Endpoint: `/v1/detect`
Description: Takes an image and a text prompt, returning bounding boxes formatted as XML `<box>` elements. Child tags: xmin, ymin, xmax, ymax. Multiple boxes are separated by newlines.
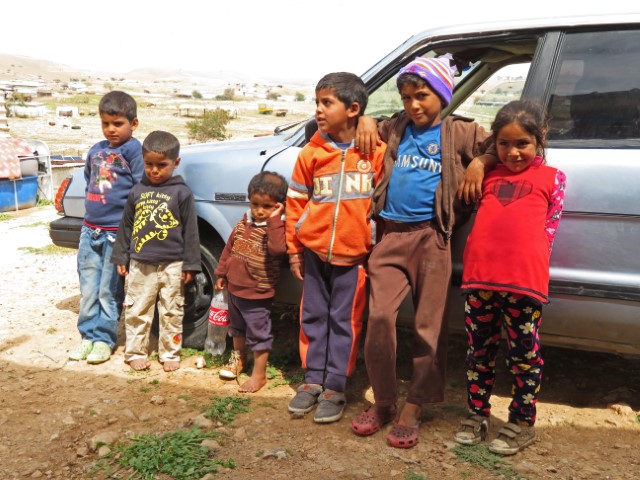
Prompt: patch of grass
<box><xmin>149</xmin><ymin>379</ymin><xmax>159</xmax><ymax>386</ymax></box>
<box><xmin>180</xmin><ymin>348</ymin><xmax>202</xmax><ymax>358</ymax></box>
<box><xmin>205</xmin><ymin>350</ymin><xmax>231</xmax><ymax>368</ymax></box>
<box><xmin>636</xmin><ymin>414</ymin><xmax>640</xmax><ymax>424</ymax></box>
<box><xmin>453</xmin><ymin>445</ymin><xmax>523</xmax><ymax>480</ymax></box>
<box><xmin>21</xmin><ymin>221</ymin><xmax>48</xmax><ymax>228</ymax></box>
<box><xmin>90</xmin><ymin>427</ymin><xmax>235</xmax><ymax>479</ymax></box>
<box><xmin>0</xmin><ymin>213</ymin><xmax>13</xmax><ymax>221</ymax></box>
<box><xmin>139</xmin><ymin>386</ymin><xmax>151</xmax><ymax>393</ymax></box>
<box><xmin>46</xmin><ymin>327</ymin><xmax>57</xmax><ymax>334</ymax></box>
<box><xmin>257</xmin><ymin>401</ymin><xmax>276</xmax><ymax>409</ymax></box>
<box><xmin>406</xmin><ymin>472</ymin><xmax>427</xmax><ymax>480</ymax></box>
<box><xmin>204</xmin><ymin>396</ymin><xmax>250</xmax><ymax>424</ymax></box>
<box><xmin>178</xmin><ymin>395</ymin><xmax>192</xmax><ymax>401</ymax></box>
<box><xmin>18</xmin><ymin>244</ymin><xmax>74</xmax><ymax>255</ymax></box>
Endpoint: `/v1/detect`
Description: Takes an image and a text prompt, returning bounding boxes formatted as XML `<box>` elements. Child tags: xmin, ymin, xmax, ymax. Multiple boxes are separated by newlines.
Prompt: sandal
<box><xmin>454</xmin><ymin>414</ymin><xmax>490</xmax><ymax>445</ymax></box>
<box><xmin>219</xmin><ymin>349</ymin><xmax>247</xmax><ymax>381</ymax></box>
<box><xmin>488</xmin><ymin>422</ymin><xmax>536</xmax><ymax>455</ymax></box>
<box><xmin>386</xmin><ymin>421</ymin><xmax>420</xmax><ymax>449</ymax></box>
<box><xmin>351</xmin><ymin>405</ymin><xmax>396</xmax><ymax>436</ymax></box>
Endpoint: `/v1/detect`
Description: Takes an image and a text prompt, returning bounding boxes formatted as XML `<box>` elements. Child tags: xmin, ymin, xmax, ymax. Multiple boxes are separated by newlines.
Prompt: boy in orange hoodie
<box><xmin>286</xmin><ymin>72</ymin><xmax>386</xmax><ymax>423</ymax></box>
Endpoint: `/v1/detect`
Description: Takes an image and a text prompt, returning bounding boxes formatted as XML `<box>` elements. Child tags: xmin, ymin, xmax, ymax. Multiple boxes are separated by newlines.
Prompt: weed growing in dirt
<box><xmin>180</xmin><ymin>348</ymin><xmax>201</xmax><ymax>358</ymax></box>
<box><xmin>18</xmin><ymin>244</ymin><xmax>74</xmax><ymax>255</ymax></box>
<box><xmin>453</xmin><ymin>445</ymin><xmax>523</xmax><ymax>479</ymax></box>
<box><xmin>406</xmin><ymin>472</ymin><xmax>427</xmax><ymax>480</ymax></box>
<box><xmin>0</xmin><ymin>213</ymin><xmax>12</xmax><ymax>221</ymax></box>
<box><xmin>89</xmin><ymin>427</ymin><xmax>235</xmax><ymax>479</ymax></box>
<box><xmin>46</xmin><ymin>327</ymin><xmax>57</xmax><ymax>334</ymax></box>
<box><xmin>204</xmin><ymin>396</ymin><xmax>250</xmax><ymax>424</ymax></box>
<box><xmin>21</xmin><ymin>221</ymin><xmax>48</xmax><ymax>227</ymax></box>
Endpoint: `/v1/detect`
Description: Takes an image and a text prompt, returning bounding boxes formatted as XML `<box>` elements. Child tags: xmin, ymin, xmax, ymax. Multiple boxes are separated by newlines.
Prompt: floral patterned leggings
<box><xmin>464</xmin><ymin>290</ymin><xmax>544</xmax><ymax>426</ymax></box>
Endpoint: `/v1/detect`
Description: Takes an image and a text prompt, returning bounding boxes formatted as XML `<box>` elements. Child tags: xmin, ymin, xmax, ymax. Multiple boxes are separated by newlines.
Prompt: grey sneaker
<box><xmin>313</xmin><ymin>391</ymin><xmax>346</xmax><ymax>424</ymax></box>
<box><xmin>69</xmin><ymin>340</ymin><xmax>93</xmax><ymax>361</ymax></box>
<box><xmin>454</xmin><ymin>414</ymin><xmax>490</xmax><ymax>445</ymax></box>
<box><xmin>488</xmin><ymin>422</ymin><xmax>536</xmax><ymax>455</ymax></box>
<box><xmin>86</xmin><ymin>341</ymin><xmax>112</xmax><ymax>364</ymax></box>
<box><xmin>288</xmin><ymin>384</ymin><xmax>323</xmax><ymax>414</ymax></box>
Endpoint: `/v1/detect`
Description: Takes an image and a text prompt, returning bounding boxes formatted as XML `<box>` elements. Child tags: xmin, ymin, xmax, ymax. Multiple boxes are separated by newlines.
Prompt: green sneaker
<box><xmin>86</xmin><ymin>341</ymin><xmax>112</xmax><ymax>364</ymax></box>
<box><xmin>69</xmin><ymin>340</ymin><xmax>93</xmax><ymax>361</ymax></box>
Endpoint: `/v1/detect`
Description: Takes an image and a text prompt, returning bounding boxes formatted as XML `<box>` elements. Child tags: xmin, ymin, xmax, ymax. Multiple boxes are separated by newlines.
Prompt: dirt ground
<box><xmin>1</xmin><ymin>206</ymin><xmax>640</xmax><ymax>480</ymax></box>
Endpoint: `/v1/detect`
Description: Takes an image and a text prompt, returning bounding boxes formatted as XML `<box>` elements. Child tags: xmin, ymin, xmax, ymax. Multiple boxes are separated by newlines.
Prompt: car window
<box><xmin>453</xmin><ymin>63</ymin><xmax>530</xmax><ymax>130</ymax></box>
<box><xmin>547</xmin><ymin>29</ymin><xmax>640</xmax><ymax>144</ymax></box>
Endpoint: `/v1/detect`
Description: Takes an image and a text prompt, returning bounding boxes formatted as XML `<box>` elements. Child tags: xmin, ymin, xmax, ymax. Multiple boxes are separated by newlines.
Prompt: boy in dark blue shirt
<box><xmin>68</xmin><ymin>91</ymin><xmax>143</xmax><ymax>364</ymax></box>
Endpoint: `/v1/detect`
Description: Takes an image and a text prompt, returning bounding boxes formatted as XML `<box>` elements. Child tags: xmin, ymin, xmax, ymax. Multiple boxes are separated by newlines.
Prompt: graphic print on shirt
<box><xmin>88</xmin><ymin>151</ymin><xmax>129</xmax><ymax>204</ymax></box>
<box><xmin>392</xmin><ymin>141</ymin><xmax>442</xmax><ymax>172</ymax></box>
<box><xmin>312</xmin><ymin>162</ymin><xmax>374</xmax><ymax>202</ymax></box>
<box><xmin>132</xmin><ymin>192</ymin><xmax>179</xmax><ymax>253</ymax></box>
<box><xmin>490</xmin><ymin>179</ymin><xmax>533</xmax><ymax>206</ymax></box>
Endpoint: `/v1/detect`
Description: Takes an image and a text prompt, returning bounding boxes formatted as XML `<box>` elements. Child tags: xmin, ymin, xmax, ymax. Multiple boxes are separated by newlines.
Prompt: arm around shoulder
<box><xmin>180</xmin><ymin>191</ymin><xmax>202</xmax><ymax>272</ymax></box>
<box><xmin>266</xmin><ymin>213</ymin><xmax>287</xmax><ymax>257</ymax></box>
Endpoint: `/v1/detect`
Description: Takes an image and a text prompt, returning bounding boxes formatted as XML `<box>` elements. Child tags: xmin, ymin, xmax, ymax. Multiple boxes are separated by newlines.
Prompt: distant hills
<box><xmin>0</xmin><ymin>53</ymin><xmax>314</xmax><ymax>86</ymax></box>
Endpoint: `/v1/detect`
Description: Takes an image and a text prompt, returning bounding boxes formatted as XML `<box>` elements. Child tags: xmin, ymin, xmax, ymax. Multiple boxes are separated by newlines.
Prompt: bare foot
<box><xmin>163</xmin><ymin>360</ymin><xmax>180</xmax><ymax>372</ymax></box>
<box><xmin>238</xmin><ymin>375</ymin><xmax>266</xmax><ymax>393</ymax></box>
<box><xmin>129</xmin><ymin>358</ymin><xmax>150</xmax><ymax>371</ymax></box>
<box><xmin>397</xmin><ymin>402</ymin><xmax>421</xmax><ymax>427</ymax></box>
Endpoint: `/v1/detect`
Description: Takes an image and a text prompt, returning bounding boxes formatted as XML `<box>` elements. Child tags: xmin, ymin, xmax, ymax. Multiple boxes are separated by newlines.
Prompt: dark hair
<box><xmin>248</xmin><ymin>171</ymin><xmax>288</xmax><ymax>203</ymax></box>
<box><xmin>396</xmin><ymin>73</ymin><xmax>429</xmax><ymax>91</ymax></box>
<box><xmin>315</xmin><ymin>72</ymin><xmax>368</xmax><ymax>116</ymax></box>
<box><xmin>99</xmin><ymin>91</ymin><xmax>137</xmax><ymax>121</ymax></box>
<box><xmin>142</xmin><ymin>131</ymin><xmax>180</xmax><ymax>160</ymax></box>
<box><xmin>491</xmin><ymin>100</ymin><xmax>548</xmax><ymax>159</ymax></box>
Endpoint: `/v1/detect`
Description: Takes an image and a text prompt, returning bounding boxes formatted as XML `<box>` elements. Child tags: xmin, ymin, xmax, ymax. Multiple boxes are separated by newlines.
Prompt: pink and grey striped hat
<box><xmin>398</xmin><ymin>55</ymin><xmax>457</xmax><ymax>106</ymax></box>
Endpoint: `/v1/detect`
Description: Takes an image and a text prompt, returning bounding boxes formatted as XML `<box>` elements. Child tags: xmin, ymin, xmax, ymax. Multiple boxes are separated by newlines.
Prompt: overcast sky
<box><xmin>3</xmin><ymin>1</ymin><xmax>637</xmax><ymax>82</ymax></box>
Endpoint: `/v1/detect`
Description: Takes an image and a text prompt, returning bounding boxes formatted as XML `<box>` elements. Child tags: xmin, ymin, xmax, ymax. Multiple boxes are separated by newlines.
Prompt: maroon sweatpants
<box><xmin>364</xmin><ymin>219</ymin><xmax>451</xmax><ymax>407</ymax></box>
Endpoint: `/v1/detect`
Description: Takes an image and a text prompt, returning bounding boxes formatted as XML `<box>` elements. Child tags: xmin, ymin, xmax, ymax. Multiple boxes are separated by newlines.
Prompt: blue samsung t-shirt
<box><xmin>381</xmin><ymin>123</ymin><xmax>442</xmax><ymax>222</ymax></box>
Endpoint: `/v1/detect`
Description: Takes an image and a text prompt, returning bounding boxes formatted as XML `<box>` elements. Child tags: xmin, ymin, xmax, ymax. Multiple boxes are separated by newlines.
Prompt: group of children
<box><xmin>68</xmin><ymin>54</ymin><xmax>565</xmax><ymax>454</ymax></box>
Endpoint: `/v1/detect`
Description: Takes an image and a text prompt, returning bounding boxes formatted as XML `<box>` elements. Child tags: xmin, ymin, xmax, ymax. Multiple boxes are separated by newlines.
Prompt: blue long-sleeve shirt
<box><xmin>83</xmin><ymin>137</ymin><xmax>144</xmax><ymax>229</ymax></box>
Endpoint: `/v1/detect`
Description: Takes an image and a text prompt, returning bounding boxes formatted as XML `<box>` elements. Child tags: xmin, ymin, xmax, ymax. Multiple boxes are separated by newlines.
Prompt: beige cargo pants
<box><xmin>124</xmin><ymin>259</ymin><xmax>184</xmax><ymax>363</ymax></box>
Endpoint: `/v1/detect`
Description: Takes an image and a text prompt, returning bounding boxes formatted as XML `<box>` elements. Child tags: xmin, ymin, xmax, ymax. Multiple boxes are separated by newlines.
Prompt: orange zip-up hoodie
<box><xmin>286</xmin><ymin>131</ymin><xmax>386</xmax><ymax>266</ymax></box>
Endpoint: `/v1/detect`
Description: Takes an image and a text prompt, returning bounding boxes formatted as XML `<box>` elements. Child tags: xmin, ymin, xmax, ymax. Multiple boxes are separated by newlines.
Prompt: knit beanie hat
<box><xmin>398</xmin><ymin>55</ymin><xmax>457</xmax><ymax>107</ymax></box>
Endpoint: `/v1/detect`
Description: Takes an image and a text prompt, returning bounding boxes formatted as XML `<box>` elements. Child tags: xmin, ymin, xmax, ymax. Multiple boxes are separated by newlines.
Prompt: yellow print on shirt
<box><xmin>132</xmin><ymin>194</ymin><xmax>179</xmax><ymax>253</ymax></box>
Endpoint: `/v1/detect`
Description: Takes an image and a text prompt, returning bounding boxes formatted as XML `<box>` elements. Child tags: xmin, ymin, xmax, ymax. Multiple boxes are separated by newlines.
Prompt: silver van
<box><xmin>51</xmin><ymin>13</ymin><xmax>640</xmax><ymax>355</ymax></box>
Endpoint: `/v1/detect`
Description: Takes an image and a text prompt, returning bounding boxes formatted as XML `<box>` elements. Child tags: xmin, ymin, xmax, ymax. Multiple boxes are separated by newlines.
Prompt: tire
<box><xmin>181</xmin><ymin>237</ymin><xmax>223</xmax><ymax>349</ymax></box>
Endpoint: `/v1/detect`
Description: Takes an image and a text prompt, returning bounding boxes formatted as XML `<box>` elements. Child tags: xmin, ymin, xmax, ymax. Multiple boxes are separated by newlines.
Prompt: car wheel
<box><xmin>181</xmin><ymin>238</ymin><xmax>223</xmax><ymax>349</ymax></box>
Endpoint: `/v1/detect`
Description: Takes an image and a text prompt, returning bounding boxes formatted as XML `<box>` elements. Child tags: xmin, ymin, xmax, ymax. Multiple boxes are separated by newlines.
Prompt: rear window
<box><xmin>547</xmin><ymin>29</ymin><xmax>640</xmax><ymax>145</ymax></box>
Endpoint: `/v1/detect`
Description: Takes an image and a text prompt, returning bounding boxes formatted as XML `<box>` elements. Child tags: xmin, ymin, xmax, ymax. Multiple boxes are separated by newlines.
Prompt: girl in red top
<box><xmin>455</xmin><ymin>100</ymin><xmax>566</xmax><ymax>455</ymax></box>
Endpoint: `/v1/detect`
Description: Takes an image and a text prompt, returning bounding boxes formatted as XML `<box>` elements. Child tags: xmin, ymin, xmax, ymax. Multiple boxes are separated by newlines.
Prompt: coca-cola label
<box><xmin>208</xmin><ymin>307</ymin><xmax>229</xmax><ymax>326</ymax></box>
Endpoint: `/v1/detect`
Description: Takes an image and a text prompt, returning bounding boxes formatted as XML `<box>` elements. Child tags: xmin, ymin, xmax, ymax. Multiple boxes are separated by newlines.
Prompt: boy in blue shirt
<box><xmin>68</xmin><ymin>91</ymin><xmax>144</xmax><ymax>364</ymax></box>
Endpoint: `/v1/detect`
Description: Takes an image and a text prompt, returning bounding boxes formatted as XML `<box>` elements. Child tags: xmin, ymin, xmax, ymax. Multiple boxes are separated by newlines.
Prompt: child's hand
<box><xmin>270</xmin><ymin>202</ymin><xmax>284</xmax><ymax>218</ymax></box>
<box><xmin>355</xmin><ymin>115</ymin><xmax>379</xmax><ymax>155</ymax></box>
<box><xmin>117</xmin><ymin>264</ymin><xmax>128</xmax><ymax>277</ymax></box>
<box><xmin>458</xmin><ymin>155</ymin><xmax>494</xmax><ymax>204</ymax></box>
<box><xmin>290</xmin><ymin>261</ymin><xmax>304</xmax><ymax>281</ymax></box>
<box><xmin>182</xmin><ymin>271</ymin><xmax>196</xmax><ymax>284</ymax></box>
<box><xmin>215</xmin><ymin>277</ymin><xmax>227</xmax><ymax>290</ymax></box>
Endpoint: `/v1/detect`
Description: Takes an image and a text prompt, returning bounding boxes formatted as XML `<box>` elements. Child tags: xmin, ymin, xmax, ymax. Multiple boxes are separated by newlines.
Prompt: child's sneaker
<box><xmin>314</xmin><ymin>391</ymin><xmax>346</xmax><ymax>423</ymax></box>
<box><xmin>69</xmin><ymin>340</ymin><xmax>93</xmax><ymax>361</ymax></box>
<box><xmin>219</xmin><ymin>349</ymin><xmax>247</xmax><ymax>380</ymax></box>
<box><xmin>488</xmin><ymin>422</ymin><xmax>536</xmax><ymax>455</ymax></box>
<box><xmin>288</xmin><ymin>384</ymin><xmax>323</xmax><ymax>414</ymax></box>
<box><xmin>454</xmin><ymin>414</ymin><xmax>490</xmax><ymax>445</ymax></box>
<box><xmin>86</xmin><ymin>341</ymin><xmax>112</xmax><ymax>364</ymax></box>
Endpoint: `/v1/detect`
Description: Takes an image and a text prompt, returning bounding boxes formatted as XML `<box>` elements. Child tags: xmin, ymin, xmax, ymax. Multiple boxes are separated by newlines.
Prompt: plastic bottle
<box><xmin>205</xmin><ymin>289</ymin><xmax>229</xmax><ymax>356</ymax></box>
